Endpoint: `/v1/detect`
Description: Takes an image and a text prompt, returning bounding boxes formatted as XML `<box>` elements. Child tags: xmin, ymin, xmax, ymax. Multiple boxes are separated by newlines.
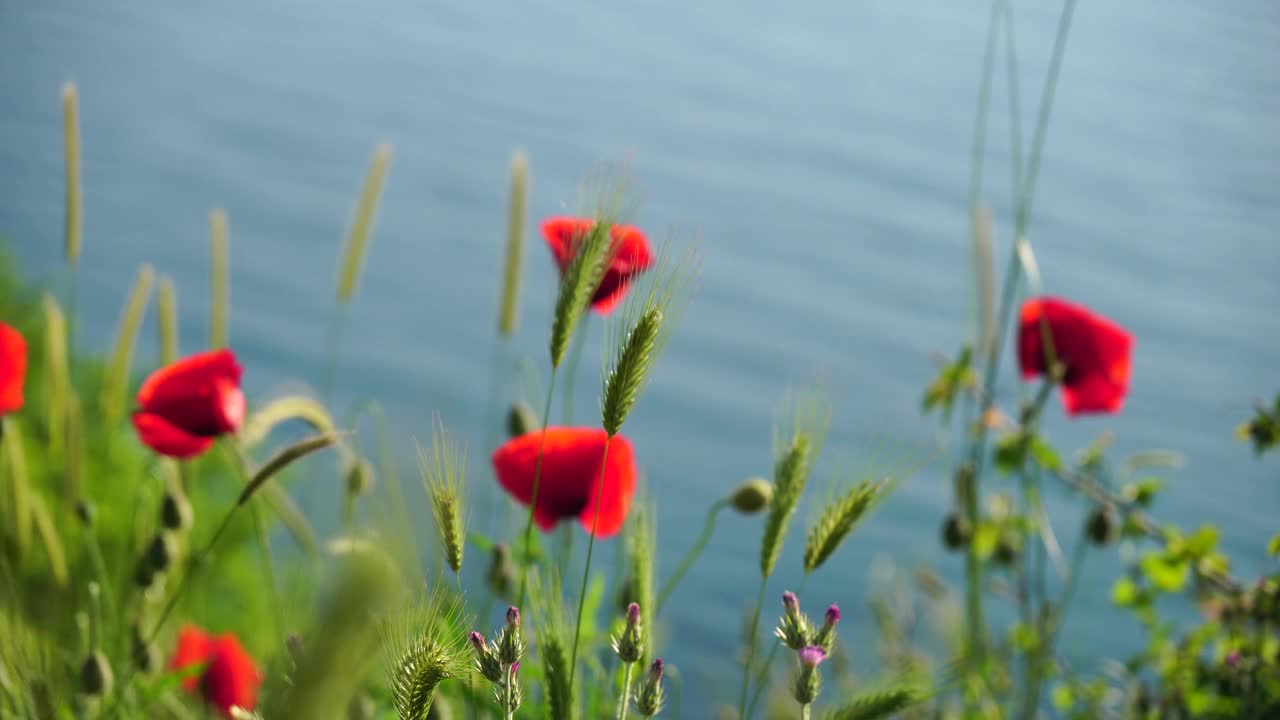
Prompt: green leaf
<box><xmin>467</xmin><ymin>532</ymin><xmax>494</xmax><ymax>553</ymax></box>
<box><xmin>1112</xmin><ymin>577</ymin><xmax>1140</xmax><ymax>607</ymax></box>
<box><xmin>993</xmin><ymin>433</ymin><xmax>1027</xmax><ymax>474</ymax></box>
<box><xmin>1140</xmin><ymin>553</ymin><xmax>1190</xmax><ymax>593</ymax></box>
<box><xmin>1010</xmin><ymin>622</ymin><xmax>1040</xmax><ymax>652</ymax></box>
<box><xmin>1051</xmin><ymin>684</ymin><xmax>1075</xmax><ymax>711</ymax></box>
<box><xmin>1184</xmin><ymin>525</ymin><xmax>1218</xmax><ymax>558</ymax></box>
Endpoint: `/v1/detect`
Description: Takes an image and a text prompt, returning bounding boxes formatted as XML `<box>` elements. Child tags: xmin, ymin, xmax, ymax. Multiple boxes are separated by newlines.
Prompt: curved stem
<box><xmin>655</xmin><ymin>500</ymin><xmax>728</xmax><ymax>611</ymax></box>
<box><xmin>146</xmin><ymin>505</ymin><xmax>238</xmax><ymax>644</ymax></box>
<box><xmin>618</xmin><ymin>661</ymin><xmax>635</xmax><ymax>720</ymax></box>
<box><xmin>568</xmin><ymin>435</ymin><xmax>612</xmax><ymax>698</ymax></box>
<box><xmin>736</xmin><ymin>578</ymin><xmax>769</xmax><ymax>719</ymax></box>
<box><xmin>516</xmin><ymin>369</ymin><xmax>559</xmax><ymax>607</ymax></box>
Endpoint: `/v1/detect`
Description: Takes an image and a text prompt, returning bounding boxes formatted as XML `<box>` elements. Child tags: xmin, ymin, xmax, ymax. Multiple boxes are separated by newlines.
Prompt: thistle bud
<box><xmin>1085</xmin><ymin>505</ymin><xmax>1118</xmax><ymax>547</ymax></box>
<box><xmin>794</xmin><ymin>645</ymin><xmax>826</xmax><ymax>705</ymax></box>
<box><xmin>774</xmin><ymin>590</ymin><xmax>811</xmax><ymax>650</ymax></box>
<box><xmin>814</xmin><ymin>603</ymin><xmax>840</xmax><ymax>652</ymax></box>
<box><xmin>345</xmin><ymin>458</ymin><xmax>374</xmax><ymax>497</ymax></box>
<box><xmin>782</xmin><ymin>591</ymin><xmax>800</xmax><ymax>619</ymax></box>
<box><xmin>612</xmin><ymin>601</ymin><xmax>645</xmax><ymax>664</ymax></box>
<box><xmin>941</xmin><ymin>513</ymin><xmax>970</xmax><ymax>551</ymax></box>
<box><xmin>78</xmin><ymin>651</ymin><xmax>113</xmax><ymax>697</ymax></box>
<box><xmin>487</xmin><ymin>544</ymin><xmax>516</xmax><ymax>602</ymax></box>
<box><xmin>498</xmin><ymin>606</ymin><xmax>524</xmax><ymax>665</ymax></box>
<box><xmin>161</xmin><ymin>488</ymin><xmax>194</xmax><ymax>531</ymax></box>
<box><xmin>146</xmin><ymin>532</ymin><xmax>177</xmax><ymax>572</ymax></box>
<box><xmin>468</xmin><ymin>631</ymin><xmax>503</xmax><ymax>683</ymax></box>
<box><xmin>74</xmin><ymin>498</ymin><xmax>95</xmax><ymax>528</ymax></box>
<box><xmin>635</xmin><ymin>658</ymin><xmax>667</xmax><ymax>717</ymax></box>
<box><xmin>729</xmin><ymin>477</ymin><xmax>772</xmax><ymax>514</ymax></box>
<box><xmin>506</xmin><ymin>402</ymin><xmax>539</xmax><ymax>439</ymax></box>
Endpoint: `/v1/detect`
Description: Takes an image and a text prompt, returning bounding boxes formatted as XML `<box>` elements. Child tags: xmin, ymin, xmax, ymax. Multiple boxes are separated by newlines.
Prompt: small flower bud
<box><xmin>1085</xmin><ymin>505</ymin><xmax>1118</xmax><ymax>546</ymax></box>
<box><xmin>815</xmin><ymin>603</ymin><xmax>840</xmax><ymax>652</ymax></box>
<box><xmin>794</xmin><ymin>646</ymin><xmax>826</xmax><ymax>705</ymax></box>
<box><xmin>497</xmin><ymin>606</ymin><xmax>524</xmax><ymax>665</ymax></box>
<box><xmin>505</xmin><ymin>606</ymin><xmax>521</xmax><ymax>628</ymax></box>
<box><xmin>345</xmin><ymin>458</ymin><xmax>375</xmax><ymax>497</ymax></box>
<box><xmin>941</xmin><ymin>513</ymin><xmax>970</xmax><ymax>551</ymax></box>
<box><xmin>468</xmin><ymin>631</ymin><xmax>487</xmax><ymax>655</ymax></box>
<box><xmin>635</xmin><ymin>658</ymin><xmax>667</xmax><ymax>717</ymax></box>
<box><xmin>728</xmin><ymin>477</ymin><xmax>773</xmax><ymax>514</ymax></box>
<box><xmin>506</xmin><ymin>402</ymin><xmax>539</xmax><ymax>439</ymax></box>
<box><xmin>79</xmin><ymin>651</ymin><xmax>113</xmax><ymax>697</ymax></box>
<box><xmin>130</xmin><ymin>622</ymin><xmax>160</xmax><ymax>674</ymax></box>
<box><xmin>798</xmin><ymin>645</ymin><xmax>827</xmax><ymax>668</ymax></box>
<box><xmin>774</xmin><ymin>591</ymin><xmax>812</xmax><ymax>650</ymax></box>
<box><xmin>468</xmin><ymin>631</ymin><xmax>504</xmax><ymax>683</ymax></box>
<box><xmin>146</xmin><ymin>532</ymin><xmax>177</xmax><ymax>573</ymax></box>
<box><xmin>782</xmin><ymin>591</ymin><xmax>800</xmax><ymax>619</ymax></box>
<box><xmin>74</xmin><ymin>498</ymin><xmax>95</xmax><ymax>528</ymax></box>
<box><xmin>612</xmin><ymin>601</ymin><xmax>645</xmax><ymax>664</ymax></box>
<box><xmin>627</xmin><ymin>602</ymin><xmax>641</xmax><ymax>626</ymax></box>
<box><xmin>161</xmin><ymin>488</ymin><xmax>194</xmax><ymax>531</ymax></box>
<box><xmin>994</xmin><ymin>532</ymin><xmax>1020</xmax><ymax>567</ymax></box>
<box><xmin>134</xmin><ymin>558</ymin><xmax>156</xmax><ymax>589</ymax></box>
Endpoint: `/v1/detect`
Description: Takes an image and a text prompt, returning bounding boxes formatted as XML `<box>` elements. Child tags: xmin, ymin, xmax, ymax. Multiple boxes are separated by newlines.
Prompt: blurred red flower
<box><xmin>1018</xmin><ymin>296</ymin><xmax>1133</xmax><ymax>416</ymax></box>
<box><xmin>170</xmin><ymin>624</ymin><xmax>261</xmax><ymax>717</ymax></box>
<box><xmin>0</xmin><ymin>322</ymin><xmax>26</xmax><ymax>415</ymax></box>
<box><xmin>492</xmin><ymin>427</ymin><xmax>637</xmax><ymax>537</ymax></box>
<box><xmin>132</xmin><ymin>349</ymin><xmax>244</xmax><ymax>458</ymax></box>
<box><xmin>542</xmin><ymin>217</ymin><xmax>654</xmax><ymax>314</ymax></box>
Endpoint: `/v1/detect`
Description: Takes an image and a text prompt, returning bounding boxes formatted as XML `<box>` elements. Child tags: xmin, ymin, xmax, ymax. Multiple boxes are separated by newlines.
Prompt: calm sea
<box><xmin>2</xmin><ymin>0</ymin><xmax>1277</xmax><ymax>715</ymax></box>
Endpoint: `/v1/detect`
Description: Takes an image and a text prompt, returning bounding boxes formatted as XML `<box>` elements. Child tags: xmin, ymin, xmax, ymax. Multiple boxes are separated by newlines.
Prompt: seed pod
<box><xmin>134</xmin><ymin>557</ymin><xmax>156</xmax><ymax>589</ymax></box>
<box><xmin>506</xmin><ymin>401</ymin><xmax>539</xmax><ymax>439</ymax></box>
<box><xmin>146</xmin><ymin>532</ymin><xmax>177</xmax><ymax>573</ymax></box>
<box><xmin>345</xmin><ymin>458</ymin><xmax>375</xmax><ymax>497</ymax></box>
<box><xmin>941</xmin><ymin>513</ymin><xmax>970</xmax><ymax>552</ymax></box>
<box><xmin>74</xmin><ymin>499</ymin><xmax>95</xmax><ymax>528</ymax></box>
<box><xmin>78</xmin><ymin>651</ymin><xmax>113</xmax><ymax>697</ymax></box>
<box><xmin>130</xmin><ymin>623</ymin><xmax>160</xmax><ymax>674</ymax></box>
<box><xmin>1085</xmin><ymin>505</ymin><xmax>1118</xmax><ymax>546</ymax></box>
<box><xmin>729</xmin><ymin>477</ymin><xmax>772</xmax><ymax>514</ymax></box>
<box><xmin>161</xmin><ymin>488</ymin><xmax>194</xmax><ymax>531</ymax></box>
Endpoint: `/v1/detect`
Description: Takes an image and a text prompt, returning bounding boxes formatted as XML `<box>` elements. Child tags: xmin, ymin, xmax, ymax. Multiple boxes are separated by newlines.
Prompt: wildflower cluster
<box><xmin>773</xmin><ymin>591</ymin><xmax>839</xmax><ymax>714</ymax></box>
<box><xmin>469</xmin><ymin>607</ymin><xmax>525</xmax><ymax>718</ymax></box>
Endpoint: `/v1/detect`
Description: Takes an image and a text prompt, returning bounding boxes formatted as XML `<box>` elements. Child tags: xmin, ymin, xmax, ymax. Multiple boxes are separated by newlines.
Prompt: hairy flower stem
<box><xmin>517</xmin><ymin>369</ymin><xmax>559</xmax><ymax>607</ymax></box>
<box><xmin>737</xmin><ymin>577</ymin><xmax>769</xmax><ymax>719</ymax></box>
<box><xmin>745</xmin><ymin>575</ymin><xmax>809</xmax><ymax>719</ymax></box>
<box><xmin>656</xmin><ymin>499</ymin><xmax>728</xmax><ymax>611</ymax></box>
<box><xmin>618</xmin><ymin>661</ymin><xmax>635</xmax><ymax>720</ymax></box>
<box><xmin>569</xmin><ymin>435</ymin><xmax>612</xmax><ymax>698</ymax></box>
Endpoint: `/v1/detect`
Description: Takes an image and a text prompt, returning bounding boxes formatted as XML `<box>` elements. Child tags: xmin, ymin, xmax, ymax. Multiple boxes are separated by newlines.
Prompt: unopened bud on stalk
<box><xmin>794</xmin><ymin>645</ymin><xmax>826</xmax><ymax>705</ymax></box>
<box><xmin>775</xmin><ymin>590</ymin><xmax>812</xmax><ymax>650</ymax></box>
<box><xmin>161</xmin><ymin>487</ymin><xmax>194</xmax><ymax>531</ymax></box>
<box><xmin>729</xmin><ymin>477</ymin><xmax>772</xmax><ymax>514</ymax></box>
<box><xmin>994</xmin><ymin>532</ymin><xmax>1020</xmax><ymax>567</ymax></box>
<box><xmin>498</xmin><ymin>606</ymin><xmax>524</xmax><ymax>665</ymax></box>
<box><xmin>469</xmin><ymin>631</ymin><xmax>503</xmax><ymax>683</ymax></box>
<box><xmin>1086</xmin><ymin>505</ymin><xmax>1118</xmax><ymax>546</ymax></box>
<box><xmin>345</xmin><ymin>458</ymin><xmax>375</xmax><ymax>497</ymax></box>
<box><xmin>635</xmin><ymin>658</ymin><xmax>667</xmax><ymax>717</ymax></box>
<box><xmin>941</xmin><ymin>513</ymin><xmax>970</xmax><ymax>551</ymax></box>
<box><xmin>815</xmin><ymin>603</ymin><xmax>840</xmax><ymax>652</ymax></box>
<box><xmin>130</xmin><ymin>622</ymin><xmax>160</xmax><ymax>674</ymax></box>
<box><xmin>506</xmin><ymin>402</ymin><xmax>540</xmax><ymax>439</ymax></box>
<box><xmin>78</xmin><ymin>651</ymin><xmax>113</xmax><ymax>697</ymax></box>
<box><xmin>612</xmin><ymin>601</ymin><xmax>645</xmax><ymax>664</ymax></box>
<box><xmin>146</xmin><ymin>532</ymin><xmax>177</xmax><ymax>572</ymax></box>
<box><xmin>74</xmin><ymin>498</ymin><xmax>95</xmax><ymax>528</ymax></box>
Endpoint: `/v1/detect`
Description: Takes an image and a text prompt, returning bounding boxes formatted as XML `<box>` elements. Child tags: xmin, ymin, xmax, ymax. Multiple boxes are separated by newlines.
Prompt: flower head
<box><xmin>169</xmin><ymin>624</ymin><xmax>260</xmax><ymax>718</ymax></box>
<box><xmin>782</xmin><ymin>590</ymin><xmax>800</xmax><ymax>617</ymax></box>
<box><xmin>0</xmin><ymin>322</ymin><xmax>27</xmax><ymax>415</ymax></box>
<box><xmin>542</xmin><ymin>217</ymin><xmax>654</xmax><ymax>315</ymax></box>
<box><xmin>824</xmin><ymin>604</ymin><xmax>840</xmax><ymax>626</ymax></box>
<box><xmin>132</xmin><ymin>350</ymin><xmax>244</xmax><ymax>458</ymax></box>
<box><xmin>1018</xmin><ymin>297</ymin><xmax>1133</xmax><ymax>416</ymax></box>
<box><xmin>799</xmin><ymin>645</ymin><xmax>827</xmax><ymax>668</ymax></box>
<box><xmin>506</xmin><ymin>606</ymin><xmax>521</xmax><ymax>628</ymax></box>
<box><xmin>491</xmin><ymin>427</ymin><xmax>638</xmax><ymax>537</ymax></box>
<box><xmin>627</xmin><ymin>602</ymin><xmax>641</xmax><ymax>626</ymax></box>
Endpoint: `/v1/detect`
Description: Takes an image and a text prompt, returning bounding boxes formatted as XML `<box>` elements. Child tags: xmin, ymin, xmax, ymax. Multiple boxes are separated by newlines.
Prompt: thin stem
<box><xmin>568</xmin><ymin>435</ymin><xmax>612</xmax><ymax>697</ymax></box>
<box><xmin>655</xmin><ymin>500</ymin><xmax>728</xmax><ymax>611</ymax></box>
<box><xmin>516</xmin><ymin>368</ymin><xmax>558</xmax><ymax>607</ymax></box>
<box><xmin>83</xmin><ymin>526</ymin><xmax>117</xmax><ymax>626</ymax></box>
<box><xmin>1017</xmin><ymin>0</ymin><xmax>1080</xmax><ymax>233</ymax></box>
<box><xmin>249</xmin><ymin>498</ymin><xmax>283</xmax><ymax>640</ymax></box>
<box><xmin>505</xmin><ymin>664</ymin><xmax>516</xmax><ymax>720</ymax></box>
<box><xmin>737</xmin><ymin>578</ymin><xmax>769</xmax><ymax>719</ymax></box>
<box><xmin>561</xmin><ymin>314</ymin><xmax>589</xmax><ymax>424</ymax></box>
<box><xmin>147</xmin><ymin>505</ymin><xmax>238</xmax><ymax>644</ymax></box>
<box><xmin>801</xmin><ymin>703</ymin><xmax>811</xmax><ymax>720</ymax></box>
<box><xmin>618</xmin><ymin>662</ymin><xmax>635</xmax><ymax>720</ymax></box>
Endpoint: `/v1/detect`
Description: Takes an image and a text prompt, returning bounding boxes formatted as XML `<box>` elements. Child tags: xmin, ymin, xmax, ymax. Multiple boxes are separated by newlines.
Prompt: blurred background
<box><xmin>1</xmin><ymin>0</ymin><xmax>1277</xmax><ymax>715</ymax></box>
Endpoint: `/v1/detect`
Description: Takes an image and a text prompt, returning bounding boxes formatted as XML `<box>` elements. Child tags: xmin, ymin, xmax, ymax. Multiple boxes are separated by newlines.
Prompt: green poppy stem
<box><xmin>656</xmin><ymin>499</ymin><xmax>728</xmax><ymax>612</ymax></box>
<box><xmin>516</xmin><ymin>368</ymin><xmax>558</xmax><ymax>607</ymax></box>
<box><xmin>568</xmin><ymin>434</ymin><xmax>613</xmax><ymax>699</ymax></box>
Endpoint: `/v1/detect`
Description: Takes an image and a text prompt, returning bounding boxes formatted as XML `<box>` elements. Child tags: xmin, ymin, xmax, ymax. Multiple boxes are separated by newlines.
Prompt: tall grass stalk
<box><xmin>209</xmin><ymin>208</ymin><xmax>229</xmax><ymax>350</ymax></box>
<box><xmin>498</xmin><ymin>151</ymin><xmax>528</xmax><ymax>338</ymax></box>
<box><xmin>100</xmin><ymin>264</ymin><xmax>154</xmax><ymax>426</ymax></box>
<box><xmin>156</xmin><ymin>275</ymin><xmax>178</xmax><ymax>365</ymax></box>
<box><xmin>61</xmin><ymin>82</ymin><xmax>82</xmax><ymax>350</ymax></box>
<box><xmin>568</xmin><ymin>434</ymin><xmax>612</xmax><ymax>697</ymax></box>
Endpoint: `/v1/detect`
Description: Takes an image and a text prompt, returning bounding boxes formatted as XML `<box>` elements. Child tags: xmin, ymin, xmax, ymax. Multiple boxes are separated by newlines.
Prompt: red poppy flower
<box><xmin>131</xmin><ymin>349</ymin><xmax>244</xmax><ymax>458</ymax></box>
<box><xmin>492</xmin><ymin>427</ymin><xmax>638</xmax><ymax>537</ymax></box>
<box><xmin>542</xmin><ymin>217</ymin><xmax>654</xmax><ymax>314</ymax></box>
<box><xmin>1018</xmin><ymin>296</ymin><xmax>1133</xmax><ymax>416</ymax></box>
<box><xmin>170</xmin><ymin>624</ymin><xmax>261</xmax><ymax>717</ymax></box>
<box><xmin>0</xmin><ymin>322</ymin><xmax>26</xmax><ymax>415</ymax></box>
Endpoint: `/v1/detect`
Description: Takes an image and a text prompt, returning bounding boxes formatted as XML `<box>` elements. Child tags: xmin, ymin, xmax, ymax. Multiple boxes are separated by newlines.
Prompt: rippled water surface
<box><xmin>2</xmin><ymin>1</ymin><xmax>1278</xmax><ymax>714</ymax></box>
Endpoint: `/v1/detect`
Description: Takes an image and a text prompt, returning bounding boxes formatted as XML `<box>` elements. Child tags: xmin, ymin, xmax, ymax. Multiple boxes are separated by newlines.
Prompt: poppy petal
<box><xmin>170</xmin><ymin>624</ymin><xmax>214</xmax><ymax>691</ymax></box>
<box><xmin>203</xmin><ymin>635</ymin><xmax>260</xmax><ymax>717</ymax></box>
<box><xmin>575</xmin><ymin>434</ymin><xmax>637</xmax><ymax>538</ymax></box>
<box><xmin>133</xmin><ymin>412</ymin><xmax>216</xmax><ymax>458</ymax></box>
<box><xmin>1061</xmin><ymin>372</ymin><xmax>1127</xmax><ymax>415</ymax></box>
<box><xmin>541</xmin><ymin>217</ymin><xmax>594</xmax><ymax>273</ymax></box>
<box><xmin>0</xmin><ymin>322</ymin><xmax>27</xmax><ymax>414</ymax></box>
<box><xmin>608</xmin><ymin>224</ymin><xmax>654</xmax><ymax>275</ymax></box>
<box><xmin>137</xmin><ymin>350</ymin><xmax>242</xmax><ymax>410</ymax></box>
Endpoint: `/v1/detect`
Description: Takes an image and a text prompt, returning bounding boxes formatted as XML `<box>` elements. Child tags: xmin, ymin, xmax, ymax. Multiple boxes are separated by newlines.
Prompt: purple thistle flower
<box><xmin>782</xmin><ymin>591</ymin><xmax>799</xmax><ymax>616</ymax></box>
<box><xmin>511</xmin><ymin>661</ymin><xmax>520</xmax><ymax>676</ymax></box>
<box><xmin>468</xmin><ymin>631</ymin><xmax>487</xmax><ymax>653</ymax></box>
<box><xmin>799</xmin><ymin>645</ymin><xmax>827</xmax><ymax>668</ymax></box>
<box><xmin>627</xmin><ymin>602</ymin><xmax>641</xmax><ymax>625</ymax></box>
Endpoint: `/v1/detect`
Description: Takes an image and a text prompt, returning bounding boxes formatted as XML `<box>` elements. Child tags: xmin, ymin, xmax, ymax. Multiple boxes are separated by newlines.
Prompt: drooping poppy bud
<box><xmin>729</xmin><ymin>477</ymin><xmax>773</xmax><ymax>514</ymax></box>
<box><xmin>1085</xmin><ymin>505</ymin><xmax>1118</xmax><ymax>546</ymax></box>
<box><xmin>506</xmin><ymin>401</ymin><xmax>540</xmax><ymax>439</ymax></box>
<box><xmin>79</xmin><ymin>650</ymin><xmax>113</xmax><ymax>697</ymax></box>
<box><xmin>941</xmin><ymin>513</ymin><xmax>971</xmax><ymax>551</ymax></box>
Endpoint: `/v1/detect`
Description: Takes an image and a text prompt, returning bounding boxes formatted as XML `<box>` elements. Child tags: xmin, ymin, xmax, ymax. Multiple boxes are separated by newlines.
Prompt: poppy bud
<box><xmin>994</xmin><ymin>533</ymin><xmax>1020</xmax><ymax>567</ymax></box>
<box><xmin>635</xmin><ymin>658</ymin><xmax>666</xmax><ymax>717</ymax></box>
<box><xmin>728</xmin><ymin>477</ymin><xmax>772</xmax><ymax>514</ymax></box>
<box><xmin>345</xmin><ymin>458</ymin><xmax>374</xmax><ymax>497</ymax></box>
<box><xmin>1085</xmin><ymin>505</ymin><xmax>1118</xmax><ymax>546</ymax></box>
<box><xmin>130</xmin><ymin>623</ymin><xmax>160</xmax><ymax>674</ymax></box>
<box><xmin>161</xmin><ymin>488</ymin><xmax>194</xmax><ymax>531</ymax></box>
<box><xmin>134</xmin><ymin>558</ymin><xmax>156</xmax><ymax>589</ymax></box>
<box><xmin>941</xmin><ymin>513</ymin><xmax>970</xmax><ymax>552</ymax></box>
<box><xmin>78</xmin><ymin>651</ymin><xmax>113</xmax><ymax>697</ymax></box>
<box><xmin>74</xmin><ymin>498</ymin><xmax>95</xmax><ymax>528</ymax></box>
<box><xmin>487</xmin><ymin>544</ymin><xmax>516</xmax><ymax>602</ymax></box>
<box><xmin>146</xmin><ymin>532</ymin><xmax>177</xmax><ymax>573</ymax></box>
<box><xmin>506</xmin><ymin>401</ymin><xmax>539</xmax><ymax>439</ymax></box>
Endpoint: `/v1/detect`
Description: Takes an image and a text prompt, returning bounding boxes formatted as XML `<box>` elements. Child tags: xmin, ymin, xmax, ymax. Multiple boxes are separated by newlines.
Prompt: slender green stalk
<box><xmin>745</xmin><ymin>574</ymin><xmax>810</xmax><ymax>719</ymax></box>
<box><xmin>737</xmin><ymin>578</ymin><xmax>769</xmax><ymax>719</ymax></box>
<box><xmin>249</xmin><ymin>497</ymin><xmax>283</xmax><ymax>641</ymax></box>
<box><xmin>801</xmin><ymin>703</ymin><xmax>811</xmax><ymax>720</ymax></box>
<box><xmin>618</xmin><ymin>662</ymin><xmax>635</xmax><ymax>720</ymax></box>
<box><xmin>83</xmin><ymin>526</ymin><xmax>117</xmax><ymax>627</ymax></box>
<box><xmin>319</xmin><ymin>302</ymin><xmax>348</xmax><ymax>401</ymax></box>
<box><xmin>656</xmin><ymin>500</ymin><xmax>728</xmax><ymax>611</ymax></box>
<box><xmin>568</xmin><ymin>435</ymin><xmax>613</xmax><ymax>696</ymax></box>
<box><xmin>516</xmin><ymin>369</ymin><xmax>558</xmax><ymax>607</ymax></box>
<box><xmin>146</xmin><ymin>504</ymin><xmax>239</xmax><ymax>644</ymax></box>
<box><xmin>561</xmin><ymin>314</ymin><xmax>589</xmax><ymax>424</ymax></box>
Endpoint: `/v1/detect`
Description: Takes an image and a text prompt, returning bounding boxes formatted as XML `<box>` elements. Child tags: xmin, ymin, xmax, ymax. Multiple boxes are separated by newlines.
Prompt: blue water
<box><xmin>2</xmin><ymin>0</ymin><xmax>1278</xmax><ymax>715</ymax></box>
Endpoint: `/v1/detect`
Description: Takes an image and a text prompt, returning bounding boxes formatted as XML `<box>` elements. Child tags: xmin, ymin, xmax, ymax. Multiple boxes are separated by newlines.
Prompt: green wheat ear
<box><xmin>157</xmin><ymin>275</ymin><xmax>178</xmax><ymax>365</ymax></box>
<box><xmin>41</xmin><ymin>294</ymin><xmax>70</xmax><ymax>459</ymax></box>
<box><xmin>549</xmin><ymin>220</ymin><xmax>612</xmax><ymax>367</ymax></box>
<box><xmin>418</xmin><ymin>418</ymin><xmax>467</xmax><ymax>575</ymax></box>
<box><xmin>825</xmin><ymin>683</ymin><xmax>927</xmax><ymax>720</ymax></box>
<box><xmin>497</xmin><ymin>151</ymin><xmax>529</xmax><ymax>337</ymax></box>
<box><xmin>101</xmin><ymin>263</ymin><xmax>155</xmax><ymax>425</ymax></box>
<box><xmin>528</xmin><ymin>570</ymin><xmax>575</xmax><ymax>720</ymax></box>
<box><xmin>337</xmin><ymin>143</ymin><xmax>393</xmax><ymax>303</ymax></box>
<box><xmin>802</xmin><ymin>478</ymin><xmax>891</xmax><ymax>575</ymax></box>
<box><xmin>600</xmin><ymin>240</ymin><xmax>700</xmax><ymax>435</ymax></box>
<box><xmin>381</xmin><ymin>590</ymin><xmax>471</xmax><ymax>720</ymax></box>
<box><xmin>760</xmin><ymin>384</ymin><xmax>832</xmax><ymax>578</ymax></box>
<box><xmin>62</xmin><ymin>82</ymin><xmax>82</xmax><ymax>267</ymax></box>
<box><xmin>209</xmin><ymin>207</ymin><xmax>230</xmax><ymax>349</ymax></box>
